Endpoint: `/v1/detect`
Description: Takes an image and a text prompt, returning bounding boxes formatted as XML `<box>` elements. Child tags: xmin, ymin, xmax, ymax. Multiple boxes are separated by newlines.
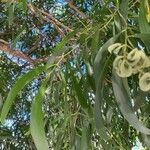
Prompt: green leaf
<box><xmin>30</xmin><ymin>55</ymin><xmax>57</xmax><ymax>150</ymax></box>
<box><xmin>0</xmin><ymin>65</ymin><xmax>47</xmax><ymax>123</ymax></box>
<box><xmin>85</xmin><ymin>62</ymin><xmax>95</xmax><ymax>100</ymax></box>
<box><xmin>81</xmin><ymin>127</ymin><xmax>88</xmax><ymax>150</ymax></box>
<box><xmin>53</xmin><ymin>30</ymin><xmax>77</xmax><ymax>54</ymax></box>
<box><xmin>91</xmin><ymin>31</ymin><xmax>100</xmax><ymax>57</ymax></box>
<box><xmin>141</xmin><ymin>134</ymin><xmax>150</xmax><ymax>147</ymax></box>
<box><xmin>139</xmin><ymin>0</ymin><xmax>150</xmax><ymax>53</ymax></box>
<box><xmin>93</xmin><ymin>34</ymin><xmax>120</xmax><ymax>141</ymax></box>
<box><xmin>112</xmin><ymin>70</ymin><xmax>150</xmax><ymax>135</ymax></box>
<box><xmin>22</xmin><ymin>0</ymin><xmax>27</xmax><ymax>13</ymax></box>
<box><xmin>106</xmin><ymin>107</ymin><xmax>113</xmax><ymax>124</ymax></box>
<box><xmin>114</xmin><ymin>0</ymin><xmax>128</xmax><ymax>32</ymax></box>
<box><xmin>119</xmin><ymin>0</ymin><xmax>128</xmax><ymax>20</ymax></box>
<box><xmin>8</xmin><ymin>2</ymin><xmax>15</xmax><ymax>26</ymax></box>
<box><xmin>30</xmin><ymin>78</ymin><xmax>49</xmax><ymax>150</ymax></box>
<box><xmin>12</xmin><ymin>28</ymin><xmax>26</xmax><ymax>48</ymax></box>
<box><xmin>139</xmin><ymin>0</ymin><xmax>150</xmax><ymax>33</ymax></box>
<box><xmin>72</xmin><ymin>76</ymin><xmax>89</xmax><ymax>109</ymax></box>
<box><xmin>133</xmin><ymin>91</ymin><xmax>147</xmax><ymax>111</ymax></box>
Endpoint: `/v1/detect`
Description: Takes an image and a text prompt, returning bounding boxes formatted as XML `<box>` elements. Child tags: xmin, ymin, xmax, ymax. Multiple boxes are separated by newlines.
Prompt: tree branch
<box><xmin>37</xmin><ymin>7</ymin><xmax>73</xmax><ymax>32</ymax></box>
<box><xmin>28</xmin><ymin>3</ymin><xmax>72</xmax><ymax>36</ymax></box>
<box><xmin>65</xmin><ymin>0</ymin><xmax>89</xmax><ymax>20</ymax></box>
<box><xmin>0</xmin><ymin>39</ymin><xmax>48</xmax><ymax>65</ymax></box>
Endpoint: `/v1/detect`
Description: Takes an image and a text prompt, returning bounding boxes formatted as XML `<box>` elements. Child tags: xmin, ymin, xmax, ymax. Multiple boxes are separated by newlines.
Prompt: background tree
<box><xmin>0</xmin><ymin>0</ymin><xmax>150</xmax><ymax>149</ymax></box>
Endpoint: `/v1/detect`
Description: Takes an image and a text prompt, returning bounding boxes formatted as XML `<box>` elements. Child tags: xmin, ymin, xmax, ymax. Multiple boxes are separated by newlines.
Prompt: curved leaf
<box><xmin>52</xmin><ymin>30</ymin><xmax>77</xmax><ymax>54</ymax></box>
<box><xmin>81</xmin><ymin>127</ymin><xmax>88</xmax><ymax>150</ymax></box>
<box><xmin>94</xmin><ymin>34</ymin><xmax>120</xmax><ymax>141</ymax></box>
<box><xmin>112</xmin><ymin>70</ymin><xmax>150</xmax><ymax>135</ymax></box>
<box><xmin>141</xmin><ymin>134</ymin><xmax>150</xmax><ymax>147</ymax></box>
<box><xmin>139</xmin><ymin>0</ymin><xmax>150</xmax><ymax>53</ymax></box>
<box><xmin>30</xmin><ymin>78</ymin><xmax>49</xmax><ymax>150</ymax></box>
<box><xmin>0</xmin><ymin>65</ymin><xmax>47</xmax><ymax>123</ymax></box>
<box><xmin>8</xmin><ymin>2</ymin><xmax>15</xmax><ymax>26</ymax></box>
<box><xmin>139</xmin><ymin>0</ymin><xmax>150</xmax><ymax>33</ymax></box>
<box><xmin>30</xmin><ymin>56</ymin><xmax>56</xmax><ymax>150</ymax></box>
<box><xmin>133</xmin><ymin>91</ymin><xmax>147</xmax><ymax>111</ymax></box>
<box><xmin>72</xmin><ymin>76</ymin><xmax>89</xmax><ymax>109</ymax></box>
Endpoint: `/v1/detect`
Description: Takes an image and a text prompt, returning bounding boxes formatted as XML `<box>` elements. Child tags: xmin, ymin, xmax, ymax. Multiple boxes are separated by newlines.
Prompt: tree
<box><xmin>0</xmin><ymin>0</ymin><xmax>150</xmax><ymax>149</ymax></box>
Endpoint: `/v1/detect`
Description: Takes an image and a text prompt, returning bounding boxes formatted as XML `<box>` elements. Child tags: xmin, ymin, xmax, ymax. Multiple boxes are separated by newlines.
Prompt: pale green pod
<box><xmin>132</xmin><ymin>58</ymin><xmax>145</xmax><ymax>74</ymax></box>
<box><xmin>127</xmin><ymin>49</ymin><xmax>148</xmax><ymax>74</ymax></box>
<box><xmin>139</xmin><ymin>73</ymin><xmax>150</xmax><ymax>91</ymax></box>
<box><xmin>132</xmin><ymin>67</ymin><xmax>140</xmax><ymax>74</ymax></box>
<box><xmin>113</xmin><ymin>56</ymin><xmax>132</xmax><ymax>77</ymax></box>
<box><xmin>113</xmin><ymin>56</ymin><xmax>124</xmax><ymax>71</ymax></box>
<box><xmin>108</xmin><ymin>43</ymin><xmax>122</xmax><ymax>54</ymax></box>
<box><xmin>143</xmin><ymin>56</ymin><xmax>150</xmax><ymax>68</ymax></box>
<box><xmin>118</xmin><ymin>60</ymin><xmax>132</xmax><ymax>77</ymax></box>
<box><xmin>133</xmin><ymin>51</ymin><xmax>146</xmax><ymax>71</ymax></box>
<box><xmin>127</xmin><ymin>48</ymin><xmax>145</xmax><ymax>66</ymax></box>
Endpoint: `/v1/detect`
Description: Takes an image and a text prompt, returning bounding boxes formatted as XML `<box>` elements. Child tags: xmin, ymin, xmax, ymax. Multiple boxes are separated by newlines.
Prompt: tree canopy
<box><xmin>0</xmin><ymin>0</ymin><xmax>150</xmax><ymax>149</ymax></box>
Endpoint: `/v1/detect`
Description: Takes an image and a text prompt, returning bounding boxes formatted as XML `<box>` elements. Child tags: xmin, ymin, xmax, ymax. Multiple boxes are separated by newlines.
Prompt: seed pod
<box><xmin>127</xmin><ymin>49</ymin><xmax>147</xmax><ymax>74</ymax></box>
<box><xmin>127</xmin><ymin>48</ymin><xmax>145</xmax><ymax>67</ymax></box>
<box><xmin>113</xmin><ymin>56</ymin><xmax>124</xmax><ymax>71</ymax></box>
<box><xmin>108</xmin><ymin>43</ymin><xmax>122</xmax><ymax>54</ymax></box>
<box><xmin>113</xmin><ymin>56</ymin><xmax>132</xmax><ymax>77</ymax></box>
<box><xmin>132</xmin><ymin>59</ymin><xmax>145</xmax><ymax>74</ymax></box>
<box><xmin>119</xmin><ymin>60</ymin><xmax>132</xmax><ymax>77</ymax></box>
<box><xmin>139</xmin><ymin>73</ymin><xmax>150</xmax><ymax>91</ymax></box>
<box><xmin>143</xmin><ymin>56</ymin><xmax>150</xmax><ymax>68</ymax></box>
<box><xmin>127</xmin><ymin>48</ymin><xmax>139</xmax><ymax>66</ymax></box>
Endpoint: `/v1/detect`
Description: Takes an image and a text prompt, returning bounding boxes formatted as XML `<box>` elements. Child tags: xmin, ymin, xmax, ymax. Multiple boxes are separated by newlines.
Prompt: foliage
<box><xmin>0</xmin><ymin>0</ymin><xmax>150</xmax><ymax>149</ymax></box>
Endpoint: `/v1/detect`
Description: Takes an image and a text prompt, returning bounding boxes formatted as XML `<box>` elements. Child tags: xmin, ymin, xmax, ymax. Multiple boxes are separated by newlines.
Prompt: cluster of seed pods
<box><xmin>108</xmin><ymin>43</ymin><xmax>150</xmax><ymax>91</ymax></box>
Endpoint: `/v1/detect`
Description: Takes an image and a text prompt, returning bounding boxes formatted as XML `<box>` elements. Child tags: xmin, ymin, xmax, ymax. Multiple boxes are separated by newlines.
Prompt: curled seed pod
<box><xmin>119</xmin><ymin>60</ymin><xmax>132</xmax><ymax>77</ymax></box>
<box><xmin>133</xmin><ymin>52</ymin><xmax>147</xmax><ymax>72</ymax></box>
<box><xmin>132</xmin><ymin>67</ymin><xmax>140</xmax><ymax>74</ymax></box>
<box><xmin>113</xmin><ymin>56</ymin><xmax>132</xmax><ymax>77</ymax></box>
<box><xmin>127</xmin><ymin>49</ymin><xmax>147</xmax><ymax>74</ymax></box>
<box><xmin>127</xmin><ymin>48</ymin><xmax>145</xmax><ymax>67</ymax></box>
<box><xmin>113</xmin><ymin>56</ymin><xmax>124</xmax><ymax>70</ymax></box>
<box><xmin>108</xmin><ymin>43</ymin><xmax>122</xmax><ymax>54</ymax></box>
<box><xmin>139</xmin><ymin>73</ymin><xmax>150</xmax><ymax>91</ymax></box>
<box><xmin>132</xmin><ymin>58</ymin><xmax>145</xmax><ymax>74</ymax></box>
<box><xmin>143</xmin><ymin>56</ymin><xmax>150</xmax><ymax>68</ymax></box>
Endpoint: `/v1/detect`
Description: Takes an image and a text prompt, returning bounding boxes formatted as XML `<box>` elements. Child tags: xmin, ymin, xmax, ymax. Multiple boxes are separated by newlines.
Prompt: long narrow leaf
<box><xmin>0</xmin><ymin>65</ymin><xmax>47</xmax><ymax>123</ymax></box>
<box><xmin>53</xmin><ymin>30</ymin><xmax>77</xmax><ymax>54</ymax></box>
<box><xmin>139</xmin><ymin>0</ymin><xmax>150</xmax><ymax>53</ymax></box>
<box><xmin>81</xmin><ymin>127</ymin><xmax>88</xmax><ymax>150</ymax></box>
<box><xmin>72</xmin><ymin>76</ymin><xmax>89</xmax><ymax>109</ymax></box>
<box><xmin>30</xmin><ymin>55</ymin><xmax>57</xmax><ymax>150</ymax></box>
<box><xmin>8</xmin><ymin>2</ymin><xmax>15</xmax><ymax>26</ymax></box>
<box><xmin>112</xmin><ymin>70</ymin><xmax>150</xmax><ymax>135</ymax></box>
<box><xmin>30</xmin><ymin>78</ymin><xmax>49</xmax><ymax>150</ymax></box>
<box><xmin>139</xmin><ymin>0</ymin><xmax>150</xmax><ymax>33</ymax></box>
<box><xmin>94</xmin><ymin>34</ymin><xmax>120</xmax><ymax>141</ymax></box>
